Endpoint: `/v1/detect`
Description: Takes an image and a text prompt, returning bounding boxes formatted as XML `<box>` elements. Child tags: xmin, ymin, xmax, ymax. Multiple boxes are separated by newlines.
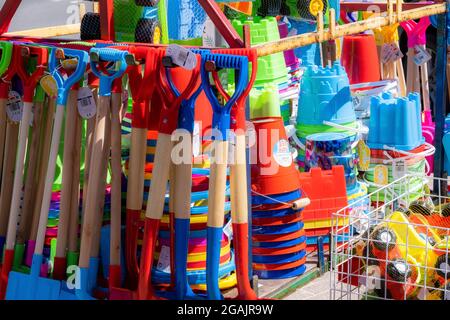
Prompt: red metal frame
<box><xmin>196</xmin><ymin>0</ymin><xmax>244</xmax><ymax>48</ymax></box>
<box><xmin>0</xmin><ymin>0</ymin><xmax>22</xmax><ymax>35</ymax></box>
<box><xmin>99</xmin><ymin>0</ymin><xmax>115</xmax><ymax>41</ymax></box>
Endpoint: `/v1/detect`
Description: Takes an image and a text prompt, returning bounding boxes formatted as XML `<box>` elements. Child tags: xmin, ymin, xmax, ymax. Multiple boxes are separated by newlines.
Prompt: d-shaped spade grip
<box><xmin>200</xmin><ymin>53</ymin><xmax>248</xmax><ymax>140</ymax></box>
<box><xmin>400</xmin><ymin>17</ymin><xmax>431</xmax><ymax>48</ymax></box>
<box><xmin>211</xmin><ymin>48</ymin><xmax>257</xmax><ymax>131</ymax></box>
<box><xmin>50</xmin><ymin>48</ymin><xmax>89</xmax><ymax>106</ymax></box>
<box><xmin>165</xmin><ymin>49</ymin><xmax>208</xmax><ymax>132</ymax></box>
<box><xmin>3</xmin><ymin>45</ymin><xmax>48</xmax><ymax>103</ymax></box>
<box><xmin>89</xmin><ymin>48</ymin><xmax>130</xmax><ymax>96</ymax></box>
<box><xmin>0</xmin><ymin>42</ymin><xmax>12</xmax><ymax>78</ymax></box>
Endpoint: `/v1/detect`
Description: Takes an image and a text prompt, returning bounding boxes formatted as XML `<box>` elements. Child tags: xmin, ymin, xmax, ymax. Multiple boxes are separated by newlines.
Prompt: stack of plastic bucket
<box><xmin>295</xmin><ymin>61</ymin><xmax>368</xmax><ymax>208</ymax></box>
<box><xmin>295</xmin><ymin>61</ymin><xmax>357</xmax><ymax>170</ymax></box>
<box><xmin>250</xmin><ymin>116</ymin><xmax>307</xmax><ymax>279</ymax></box>
<box><xmin>365</xmin><ymin>92</ymin><xmax>430</xmax><ymax>203</ymax></box>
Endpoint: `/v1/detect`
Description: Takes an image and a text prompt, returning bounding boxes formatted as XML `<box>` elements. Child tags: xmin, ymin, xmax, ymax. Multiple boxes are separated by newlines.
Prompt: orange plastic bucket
<box><xmin>251</xmin><ymin>117</ymin><xmax>301</xmax><ymax>196</ymax></box>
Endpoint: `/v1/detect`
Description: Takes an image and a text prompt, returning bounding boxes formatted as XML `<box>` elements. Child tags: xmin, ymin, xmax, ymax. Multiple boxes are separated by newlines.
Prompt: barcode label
<box><xmin>79</xmin><ymin>97</ymin><xmax>91</xmax><ymax>107</ymax></box>
<box><xmin>166</xmin><ymin>44</ymin><xmax>197</xmax><ymax>70</ymax></box>
<box><xmin>77</xmin><ymin>87</ymin><xmax>96</xmax><ymax>119</ymax></box>
<box><xmin>156</xmin><ymin>245</ymin><xmax>171</xmax><ymax>273</ymax></box>
<box><xmin>6</xmin><ymin>91</ymin><xmax>23</xmax><ymax>123</ymax></box>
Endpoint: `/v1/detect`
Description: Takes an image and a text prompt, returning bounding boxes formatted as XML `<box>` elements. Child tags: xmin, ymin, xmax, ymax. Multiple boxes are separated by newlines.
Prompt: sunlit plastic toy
<box><xmin>81</xmin><ymin>0</ymin><xmax>165</xmax><ymax>44</ymax></box>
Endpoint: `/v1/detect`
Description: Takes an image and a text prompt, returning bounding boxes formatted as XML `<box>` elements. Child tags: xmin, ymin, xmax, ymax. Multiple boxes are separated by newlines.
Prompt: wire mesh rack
<box><xmin>330</xmin><ymin>174</ymin><xmax>450</xmax><ymax>300</ymax></box>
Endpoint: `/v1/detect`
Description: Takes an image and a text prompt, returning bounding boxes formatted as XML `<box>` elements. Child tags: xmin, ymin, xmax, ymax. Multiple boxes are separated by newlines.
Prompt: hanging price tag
<box><xmin>193</xmin><ymin>121</ymin><xmax>201</xmax><ymax>158</ymax></box>
<box><xmin>223</xmin><ymin>219</ymin><xmax>233</xmax><ymax>241</ymax></box>
<box><xmin>413</xmin><ymin>45</ymin><xmax>432</xmax><ymax>66</ymax></box>
<box><xmin>77</xmin><ymin>87</ymin><xmax>97</xmax><ymax>119</ymax></box>
<box><xmin>227</xmin><ymin>130</ymin><xmax>236</xmax><ymax>165</ymax></box>
<box><xmin>374</xmin><ymin>165</ymin><xmax>389</xmax><ymax>185</ymax></box>
<box><xmin>40</xmin><ymin>75</ymin><xmax>58</xmax><ymax>98</ymax></box>
<box><xmin>357</xmin><ymin>140</ymin><xmax>371</xmax><ymax>171</ymax></box>
<box><xmin>6</xmin><ymin>91</ymin><xmax>23</xmax><ymax>123</ymax></box>
<box><xmin>166</xmin><ymin>45</ymin><xmax>197</xmax><ymax>70</ymax></box>
<box><xmin>381</xmin><ymin>43</ymin><xmax>403</xmax><ymax>63</ymax></box>
<box><xmin>388</xmin><ymin>43</ymin><xmax>403</xmax><ymax>62</ymax></box>
<box><xmin>392</xmin><ymin>159</ymin><xmax>406</xmax><ymax>180</ymax></box>
<box><xmin>156</xmin><ymin>245</ymin><xmax>171</xmax><ymax>273</ymax></box>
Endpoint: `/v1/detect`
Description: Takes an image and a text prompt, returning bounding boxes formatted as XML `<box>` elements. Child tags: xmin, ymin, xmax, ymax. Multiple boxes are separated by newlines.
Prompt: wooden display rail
<box><xmin>4</xmin><ymin>24</ymin><xmax>81</xmax><ymax>38</ymax></box>
<box><xmin>255</xmin><ymin>1</ymin><xmax>447</xmax><ymax>57</ymax></box>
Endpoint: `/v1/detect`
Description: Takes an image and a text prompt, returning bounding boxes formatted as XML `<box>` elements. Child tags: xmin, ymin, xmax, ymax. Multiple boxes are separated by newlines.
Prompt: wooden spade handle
<box><xmin>90</xmin><ymin>95</ymin><xmax>111</xmax><ymax>259</ymax></box>
<box><xmin>110</xmin><ymin>92</ymin><xmax>122</xmax><ymax>266</ymax></box>
<box><xmin>6</xmin><ymin>101</ymin><xmax>34</xmax><ymax>251</ymax></box>
<box><xmin>406</xmin><ymin>47</ymin><xmax>415</xmax><ymax>93</ymax></box>
<box><xmin>17</xmin><ymin>100</ymin><xmax>45</xmax><ymax>244</ymax></box>
<box><xmin>0</xmin><ymin>98</ymin><xmax>7</xmax><ymax>182</ymax></box>
<box><xmin>0</xmin><ymin>122</ymin><xmax>19</xmax><ymax>237</ymax></box>
<box><xmin>81</xmin><ymin>89</ymin><xmax>97</xmax><ymax>218</ymax></box>
<box><xmin>56</xmin><ymin>89</ymin><xmax>79</xmax><ymax>259</ymax></box>
<box><xmin>30</xmin><ymin>97</ymin><xmax>55</xmax><ymax>241</ymax></box>
<box><xmin>81</xmin><ymin>116</ymin><xmax>95</xmax><ymax>218</ymax></box>
<box><xmin>174</xmin><ymin>162</ymin><xmax>193</xmax><ymax>220</ymax></box>
<box><xmin>174</xmin><ymin>132</ymin><xmax>193</xmax><ymax>220</ymax></box>
<box><xmin>79</xmin><ymin>95</ymin><xmax>110</xmax><ymax>268</ymax></box>
<box><xmin>230</xmin><ymin>134</ymin><xmax>248</xmax><ymax>224</ymax></box>
<box><xmin>419</xmin><ymin>45</ymin><xmax>430</xmax><ymax>112</ymax></box>
<box><xmin>68</xmin><ymin>106</ymin><xmax>82</xmax><ymax>253</ymax></box>
<box><xmin>35</xmin><ymin>105</ymin><xmax>65</xmax><ymax>256</ymax></box>
<box><xmin>145</xmin><ymin>133</ymin><xmax>172</xmax><ymax>220</ymax></box>
<box><xmin>207</xmin><ymin>140</ymin><xmax>228</xmax><ymax>228</ymax></box>
<box><xmin>396</xmin><ymin>58</ymin><xmax>407</xmax><ymax>97</ymax></box>
<box><xmin>126</xmin><ymin>127</ymin><xmax>147</xmax><ymax>210</ymax></box>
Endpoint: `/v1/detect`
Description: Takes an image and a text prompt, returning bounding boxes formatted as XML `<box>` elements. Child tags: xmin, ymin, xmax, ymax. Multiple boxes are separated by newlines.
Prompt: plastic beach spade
<box><xmin>201</xmin><ymin>51</ymin><xmax>256</xmax><ymax>300</ymax></box>
<box><xmin>76</xmin><ymin>48</ymin><xmax>129</xmax><ymax>300</ymax></box>
<box><xmin>0</xmin><ymin>44</ymin><xmax>48</xmax><ymax>299</ymax></box>
<box><xmin>5</xmin><ymin>48</ymin><xmax>88</xmax><ymax>300</ymax></box>
<box><xmin>205</xmin><ymin>48</ymin><xmax>259</xmax><ymax>300</ymax></box>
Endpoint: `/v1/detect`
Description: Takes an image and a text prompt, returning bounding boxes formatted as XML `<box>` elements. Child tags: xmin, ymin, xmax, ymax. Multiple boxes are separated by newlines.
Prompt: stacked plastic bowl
<box><xmin>251</xmin><ymin>116</ymin><xmax>307</xmax><ymax>279</ymax></box>
<box><xmin>153</xmin><ymin>167</ymin><xmax>236</xmax><ymax>291</ymax></box>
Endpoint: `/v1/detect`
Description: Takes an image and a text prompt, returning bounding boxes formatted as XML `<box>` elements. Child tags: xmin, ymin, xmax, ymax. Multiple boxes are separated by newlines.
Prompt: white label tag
<box><xmin>389</xmin><ymin>43</ymin><xmax>403</xmax><ymax>62</ymax></box>
<box><xmin>6</xmin><ymin>91</ymin><xmax>23</xmax><ymax>123</ymax></box>
<box><xmin>273</xmin><ymin>139</ymin><xmax>293</xmax><ymax>167</ymax></box>
<box><xmin>392</xmin><ymin>159</ymin><xmax>406</xmax><ymax>180</ymax></box>
<box><xmin>381</xmin><ymin>44</ymin><xmax>393</xmax><ymax>64</ymax></box>
<box><xmin>156</xmin><ymin>245</ymin><xmax>171</xmax><ymax>273</ymax></box>
<box><xmin>77</xmin><ymin>87</ymin><xmax>96</xmax><ymax>119</ymax></box>
<box><xmin>227</xmin><ymin>130</ymin><xmax>236</xmax><ymax>164</ymax></box>
<box><xmin>166</xmin><ymin>45</ymin><xmax>197</xmax><ymax>70</ymax></box>
<box><xmin>193</xmin><ymin>121</ymin><xmax>201</xmax><ymax>158</ymax></box>
<box><xmin>381</xmin><ymin>43</ymin><xmax>403</xmax><ymax>64</ymax></box>
<box><xmin>413</xmin><ymin>46</ymin><xmax>432</xmax><ymax>66</ymax></box>
<box><xmin>223</xmin><ymin>219</ymin><xmax>233</xmax><ymax>241</ymax></box>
